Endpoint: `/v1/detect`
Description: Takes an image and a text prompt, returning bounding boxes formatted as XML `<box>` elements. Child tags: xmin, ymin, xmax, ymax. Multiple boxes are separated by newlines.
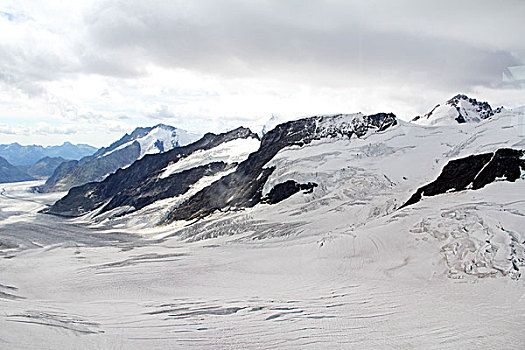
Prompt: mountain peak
<box><xmin>413</xmin><ymin>94</ymin><xmax>503</xmax><ymax>126</ymax></box>
<box><xmin>151</xmin><ymin>123</ymin><xmax>176</xmax><ymax>130</ymax></box>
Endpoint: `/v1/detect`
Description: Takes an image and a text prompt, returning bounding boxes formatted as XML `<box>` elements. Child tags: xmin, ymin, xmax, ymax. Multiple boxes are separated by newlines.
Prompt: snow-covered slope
<box><xmin>160</xmin><ymin>137</ymin><xmax>260</xmax><ymax>179</ymax></box>
<box><xmin>98</xmin><ymin>124</ymin><xmax>198</xmax><ymax>159</ymax></box>
<box><xmin>413</xmin><ymin>94</ymin><xmax>504</xmax><ymax>126</ymax></box>
<box><xmin>59</xmin><ymin>105</ymin><xmax>525</xmax><ymax>280</ymax></box>
<box><xmin>48</xmin><ymin>108</ymin><xmax>524</xmax><ymax>239</ymax></box>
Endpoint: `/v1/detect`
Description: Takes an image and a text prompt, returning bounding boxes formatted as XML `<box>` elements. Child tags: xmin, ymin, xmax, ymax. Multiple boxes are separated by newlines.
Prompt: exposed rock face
<box><xmin>39</xmin><ymin>143</ymin><xmax>141</xmax><ymax>193</ymax></box>
<box><xmin>401</xmin><ymin>148</ymin><xmax>525</xmax><ymax>208</ymax></box>
<box><xmin>166</xmin><ymin>113</ymin><xmax>397</xmax><ymax>222</ymax></box>
<box><xmin>261</xmin><ymin>180</ymin><xmax>318</xmax><ymax>204</ymax></box>
<box><xmin>101</xmin><ymin>161</ymin><xmax>234</xmax><ymax>215</ymax></box>
<box><xmin>447</xmin><ymin>94</ymin><xmax>502</xmax><ymax>123</ymax></box>
<box><xmin>38</xmin><ymin>124</ymin><xmax>197</xmax><ymax>193</ymax></box>
<box><xmin>44</xmin><ymin>127</ymin><xmax>259</xmax><ymax>217</ymax></box>
<box><xmin>0</xmin><ymin>156</ymin><xmax>34</xmax><ymax>183</ymax></box>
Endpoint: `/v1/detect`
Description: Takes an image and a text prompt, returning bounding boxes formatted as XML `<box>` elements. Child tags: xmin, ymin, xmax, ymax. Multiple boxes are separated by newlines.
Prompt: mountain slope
<box><xmin>167</xmin><ymin>113</ymin><xmax>397</xmax><ymax>222</ymax></box>
<box><xmin>0</xmin><ymin>156</ymin><xmax>34</xmax><ymax>183</ymax></box>
<box><xmin>46</xmin><ymin>113</ymin><xmax>396</xmax><ymax>223</ymax></box>
<box><xmin>91</xmin><ymin>124</ymin><xmax>199</xmax><ymax>159</ymax></box>
<box><xmin>0</xmin><ymin>142</ymin><xmax>96</xmax><ymax>166</ymax></box>
<box><xmin>38</xmin><ymin>124</ymin><xmax>200</xmax><ymax>193</ymax></box>
<box><xmin>164</xmin><ymin>106</ymin><xmax>523</xmax><ymax>278</ymax></box>
<box><xmin>17</xmin><ymin>156</ymin><xmax>66</xmax><ymax>180</ymax></box>
<box><xmin>45</xmin><ymin>127</ymin><xmax>259</xmax><ymax>217</ymax></box>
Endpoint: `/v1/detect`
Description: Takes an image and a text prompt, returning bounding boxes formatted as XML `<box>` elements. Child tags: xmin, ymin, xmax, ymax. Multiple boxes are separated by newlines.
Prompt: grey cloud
<box><xmin>76</xmin><ymin>50</ymin><xmax>147</xmax><ymax>78</ymax></box>
<box><xmin>2</xmin><ymin>0</ymin><xmax>523</xmax><ymax>96</ymax></box>
<box><xmin>83</xmin><ymin>0</ymin><xmax>524</xmax><ymax>89</ymax></box>
<box><xmin>0</xmin><ymin>36</ymin><xmax>78</xmax><ymax>100</ymax></box>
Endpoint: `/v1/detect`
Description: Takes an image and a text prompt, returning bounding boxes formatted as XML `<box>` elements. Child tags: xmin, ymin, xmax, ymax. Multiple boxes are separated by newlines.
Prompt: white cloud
<box><xmin>0</xmin><ymin>122</ymin><xmax>76</xmax><ymax>137</ymax></box>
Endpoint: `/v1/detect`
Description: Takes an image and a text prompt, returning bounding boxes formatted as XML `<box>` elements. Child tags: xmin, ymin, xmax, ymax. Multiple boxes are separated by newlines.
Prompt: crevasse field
<box><xmin>1</xmin><ymin>112</ymin><xmax>525</xmax><ymax>349</ymax></box>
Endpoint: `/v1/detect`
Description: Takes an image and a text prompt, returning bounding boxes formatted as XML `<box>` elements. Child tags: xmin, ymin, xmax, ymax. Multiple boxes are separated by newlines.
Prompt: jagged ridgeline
<box><xmin>45</xmin><ymin>113</ymin><xmax>397</xmax><ymax>221</ymax></box>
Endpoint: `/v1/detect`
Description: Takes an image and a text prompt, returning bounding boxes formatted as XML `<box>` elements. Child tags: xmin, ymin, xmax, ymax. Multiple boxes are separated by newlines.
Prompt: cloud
<box><xmin>147</xmin><ymin>105</ymin><xmax>176</xmax><ymax>120</ymax></box>
<box><xmin>2</xmin><ymin>0</ymin><xmax>524</xmax><ymax>92</ymax></box>
<box><xmin>0</xmin><ymin>122</ymin><xmax>77</xmax><ymax>136</ymax></box>
<box><xmin>0</xmin><ymin>124</ymin><xmax>17</xmax><ymax>134</ymax></box>
<box><xmin>83</xmin><ymin>0</ymin><xmax>523</xmax><ymax>89</ymax></box>
<box><xmin>34</xmin><ymin>122</ymin><xmax>77</xmax><ymax>135</ymax></box>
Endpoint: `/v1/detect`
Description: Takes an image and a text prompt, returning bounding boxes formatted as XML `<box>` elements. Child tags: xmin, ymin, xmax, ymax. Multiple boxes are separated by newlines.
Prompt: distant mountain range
<box><xmin>1</xmin><ymin>124</ymin><xmax>200</xmax><ymax>186</ymax></box>
<box><xmin>0</xmin><ymin>156</ymin><xmax>69</xmax><ymax>184</ymax></box>
<box><xmin>0</xmin><ymin>142</ymin><xmax>97</xmax><ymax>166</ymax></box>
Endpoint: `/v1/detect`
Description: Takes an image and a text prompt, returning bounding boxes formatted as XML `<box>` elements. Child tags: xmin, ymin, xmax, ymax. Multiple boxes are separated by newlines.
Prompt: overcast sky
<box><xmin>0</xmin><ymin>0</ymin><xmax>524</xmax><ymax>147</ymax></box>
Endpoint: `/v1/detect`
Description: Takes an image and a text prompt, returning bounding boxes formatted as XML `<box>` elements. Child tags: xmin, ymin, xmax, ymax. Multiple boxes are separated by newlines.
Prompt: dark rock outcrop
<box><xmin>447</xmin><ymin>94</ymin><xmax>498</xmax><ymax>123</ymax></box>
<box><xmin>262</xmin><ymin>181</ymin><xmax>318</xmax><ymax>204</ymax></box>
<box><xmin>101</xmin><ymin>161</ymin><xmax>235</xmax><ymax>215</ymax></box>
<box><xmin>401</xmin><ymin>148</ymin><xmax>525</xmax><ymax>208</ymax></box>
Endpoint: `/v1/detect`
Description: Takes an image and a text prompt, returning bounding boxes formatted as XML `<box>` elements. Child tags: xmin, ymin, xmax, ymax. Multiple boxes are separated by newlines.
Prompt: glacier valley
<box><xmin>0</xmin><ymin>99</ymin><xmax>524</xmax><ymax>349</ymax></box>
